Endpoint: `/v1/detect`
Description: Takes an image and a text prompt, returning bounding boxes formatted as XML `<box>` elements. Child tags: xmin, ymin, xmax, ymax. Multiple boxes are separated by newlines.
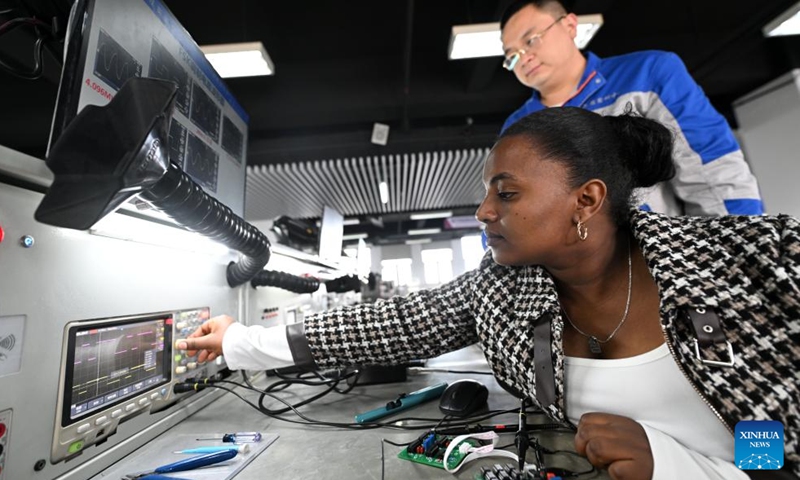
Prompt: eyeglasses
<box><xmin>502</xmin><ymin>15</ymin><xmax>566</xmax><ymax>71</ymax></box>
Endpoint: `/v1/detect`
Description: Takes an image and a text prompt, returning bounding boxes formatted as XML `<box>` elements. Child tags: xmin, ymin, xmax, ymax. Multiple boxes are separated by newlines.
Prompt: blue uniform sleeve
<box><xmin>648</xmin><ymin>52</ymin><xmax>763</xmax><ymax>215</ymax></box>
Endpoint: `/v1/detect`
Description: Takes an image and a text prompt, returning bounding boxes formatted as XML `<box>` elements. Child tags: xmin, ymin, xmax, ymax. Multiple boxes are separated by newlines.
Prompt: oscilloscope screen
<box><xmin>62</xmin><ymin>315</ymin><xmax>173</xmax><ymax>426</ymax></box>
<box><xmin>149</xmin><ymin>37</ymin><xmax>190</xmax><ymax>116</ymax></box>
<box><xmin>93</xmin><ymin>28</ymin><xmax>143</xmax><ymax>92</ymax></box>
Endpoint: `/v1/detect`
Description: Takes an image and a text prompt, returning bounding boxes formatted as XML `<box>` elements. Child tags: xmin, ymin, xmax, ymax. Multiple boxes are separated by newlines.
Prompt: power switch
<box><xmin>0</xmin><ymin>409</ymin><xmax>12</xmax><ymax>480</ymax></box>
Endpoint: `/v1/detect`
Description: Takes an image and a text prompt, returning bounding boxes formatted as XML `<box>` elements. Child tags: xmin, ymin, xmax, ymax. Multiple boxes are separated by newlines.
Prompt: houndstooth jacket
<box><xmin>294</xmin><ymin>210</ymin><xmax>800</xmax><ymax>473</ymax></box>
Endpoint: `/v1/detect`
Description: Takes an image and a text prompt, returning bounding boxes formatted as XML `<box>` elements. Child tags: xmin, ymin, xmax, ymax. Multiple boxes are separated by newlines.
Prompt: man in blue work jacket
<box><xmin>500</xmin><ymin>0</ymin><xmax>763</xmax><ymax>216</ymax></box>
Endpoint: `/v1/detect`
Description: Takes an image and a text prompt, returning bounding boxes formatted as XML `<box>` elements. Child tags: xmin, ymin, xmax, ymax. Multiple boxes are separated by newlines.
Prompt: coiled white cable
<box><xmin>441</xmin><ymin>431</ymin><xmax>538</xmax><ymax>474</ymax></box>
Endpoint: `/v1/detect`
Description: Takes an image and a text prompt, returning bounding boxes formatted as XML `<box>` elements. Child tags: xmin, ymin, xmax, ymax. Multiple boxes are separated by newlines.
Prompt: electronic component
<box><xmin>195</xmin><ymin>432</ymin><xmax>262</xmax><ymax>444</ymax></box>
<box><xmin>51</xmin><ymin>307</ymin><xmax>212</xmax><ymax>463</ymax></box>
<box><xmin>0</xmin><ymin>409</ymin><xmax>11</xmax><ymax>480</ymax></box>
<box><xmin>61</xmin><ymin>315</ymin><xmax>171</xmax><ymax>427</ymax></box>
<box><xmin>397</xmin><ymin>433</ymin><xmax>480</xmax><ymax>470</ymax></box>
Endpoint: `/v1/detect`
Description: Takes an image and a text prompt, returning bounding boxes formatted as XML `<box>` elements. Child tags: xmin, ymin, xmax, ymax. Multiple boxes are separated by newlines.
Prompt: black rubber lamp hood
<box><xmin>36</xmin><ymin>78</ymin><xmax>176</xmax><ymax>229</ymax></box>
<box><xmin>35</xmin><ymin>77</ymin><xmax>270</xmax><ymax>287</ymax></box>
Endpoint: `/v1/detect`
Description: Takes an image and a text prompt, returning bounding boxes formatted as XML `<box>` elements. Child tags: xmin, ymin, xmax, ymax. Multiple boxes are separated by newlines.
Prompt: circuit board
<box><xmin>397</xmin><ymin>434</ymin><xmax>480</xmax><ymax>470</ymax></box>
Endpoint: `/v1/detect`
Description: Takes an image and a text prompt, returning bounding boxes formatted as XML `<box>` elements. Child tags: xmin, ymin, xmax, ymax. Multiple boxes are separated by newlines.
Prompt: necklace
<box><xmin>561</xmin><ymin>239</ymin><xmax>632</xmax><ymax>355</ymax></box>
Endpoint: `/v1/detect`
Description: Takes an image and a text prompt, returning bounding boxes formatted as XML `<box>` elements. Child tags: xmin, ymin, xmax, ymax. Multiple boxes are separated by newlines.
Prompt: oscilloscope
<box><xmin>52</xmin><ymin>307</ymin><xmax>214</xmax><ymax>463</ymax></box>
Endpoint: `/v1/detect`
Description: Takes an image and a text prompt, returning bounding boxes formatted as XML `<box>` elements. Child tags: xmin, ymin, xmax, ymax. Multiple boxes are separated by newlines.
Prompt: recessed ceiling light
<box><xmin>574</xmin><ymin>14</ymin><xmax>604</xmax><ymax>49</ymax></box>
<box><xmin>379</xmin><ymin>182</ymin><xmax>390</xmax><ymax>204</ymax></box>
<box><xmin>342</xmin><ymin>232</ymin><xmax>369</xmax><ymax>241</ymax></box>
<box><xmin>764</xmin><ymin>1</ymin><xmax>800</xmax><ymax>37</ymax></box>
<box><xmin>200</xmin><ymin>42</ymin><xmax>274</xmax><ymax>78</ymax></box>
<box><xmin>448</xmin><ymin>22</ymin><xmax>505</xmax><ymax>60</ymax></box>
<box><xmin>408</xmin><ymin>228</ymin><xmax>441</xmax><ymax>236</ymax></box>
<box><xmin>410</xmin><ymin>211</ymin><xmax>453</xmax><ymax>220</ymax></box>
<box><xmin>448</xmin><ymin>14</ymin><xmax>604</xmax><ymax>60</ymax></box>
<box><xmin>405</xmin><ymin>238</ymin><xmax>432</xmax><ymax>245</ymax></box>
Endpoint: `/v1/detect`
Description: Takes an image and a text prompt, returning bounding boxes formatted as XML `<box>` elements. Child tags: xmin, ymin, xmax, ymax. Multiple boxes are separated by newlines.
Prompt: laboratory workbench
<box><xmin>99</xmin><ymin>346</ymin><xmax>609</xmax><ymax>480</ymax></box>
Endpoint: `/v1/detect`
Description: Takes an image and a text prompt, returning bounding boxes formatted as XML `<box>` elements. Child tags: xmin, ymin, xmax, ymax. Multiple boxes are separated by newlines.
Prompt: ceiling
<box><xmin>1</xmin><ymin>0</ymin><xmax>799</xmax><ymax>246</ymax></box>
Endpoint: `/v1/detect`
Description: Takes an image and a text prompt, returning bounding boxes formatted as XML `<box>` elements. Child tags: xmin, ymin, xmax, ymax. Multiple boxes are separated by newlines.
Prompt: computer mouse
<box><xmin>438</xmin><ymin>379</ymin><xmax>489</xmax><ymax>418</ymax></box>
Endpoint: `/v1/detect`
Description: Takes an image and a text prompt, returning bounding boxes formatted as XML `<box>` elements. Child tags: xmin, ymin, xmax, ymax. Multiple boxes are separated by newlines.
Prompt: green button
<box><xmin>174</xmin><ymin>354</ymin><xmax>182</xmax><ymax>362</ymax></box>
<box><xmin>68</xmin><ymin>440</ymin><xmax>84</xmax><ymax>454</ymax></box>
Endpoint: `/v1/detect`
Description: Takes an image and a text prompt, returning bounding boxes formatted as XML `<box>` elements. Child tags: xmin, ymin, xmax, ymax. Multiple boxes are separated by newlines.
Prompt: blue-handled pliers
<box><xmin>121</xmin><ymin>448</ymin><xmax>238</xmax><ymax>479</ymax></box>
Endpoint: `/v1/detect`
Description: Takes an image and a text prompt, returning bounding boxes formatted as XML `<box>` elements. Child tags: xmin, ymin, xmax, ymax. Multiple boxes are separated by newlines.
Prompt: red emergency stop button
<box><xmin>0</xmin><ymin>422</ymin><xmax>6</xmax><ymax>438</ymax></box>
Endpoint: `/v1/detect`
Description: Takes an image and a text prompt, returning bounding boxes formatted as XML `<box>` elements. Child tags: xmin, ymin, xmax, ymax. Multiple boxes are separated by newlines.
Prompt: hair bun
<box><xmin>605</xmin><ymin>108</ymin><xmax>675</xmax><ymax>188</ymax></box>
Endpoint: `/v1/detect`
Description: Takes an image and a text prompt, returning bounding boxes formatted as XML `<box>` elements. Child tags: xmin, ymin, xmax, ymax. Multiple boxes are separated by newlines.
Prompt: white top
<box><xmin>222</xmin><ymin>324</ymin><xmax>747</xmax><ymax>479</ymax></box>
<box><xmin>565</xmin><ymin>343</ymin><xmax>747</xmax><ymax>479</ymax></box>
<box><xmin>222</xmin><ymin>323</ymin><xmax>294</xmax><ymax>370</ymax></box>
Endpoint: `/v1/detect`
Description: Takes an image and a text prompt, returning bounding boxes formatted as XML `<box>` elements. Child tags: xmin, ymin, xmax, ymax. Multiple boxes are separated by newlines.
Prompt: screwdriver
<box><xmin>173</xmin><ymin>445</ymin><xmax>250</xmax><ymax>454</ymax></box>
<box><xmin>195</xmin><ymin>432</ymin><xmax>262</xmax><ymax>443</ymax></box>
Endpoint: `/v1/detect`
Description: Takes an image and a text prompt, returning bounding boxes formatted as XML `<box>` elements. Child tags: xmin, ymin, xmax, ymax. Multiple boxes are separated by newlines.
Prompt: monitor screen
<box><xmin>48</xmin><ymin>0</ymin><xmax>248</xmax><ymax>216</ymax></box>
<box><xmin>357</xmin><ymin>238</ymin><xmax>370</xmax><ymax>281</ymax></box>
<box><xmin>318</xmin><ymin>205</ymin><xmax>344</xmax><ymax>262</ymax></box>
<box><xmin>62</xmin><ymin>314</ymin><xmax>173</xmax><ymax>427</ymax></box>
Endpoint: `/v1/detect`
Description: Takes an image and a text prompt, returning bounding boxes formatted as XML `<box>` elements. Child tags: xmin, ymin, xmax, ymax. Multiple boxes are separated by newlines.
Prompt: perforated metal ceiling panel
<box><xmin>245</xmin><ymin>148</ymin><xmax>489</xmax><ymax>221</ymax></box>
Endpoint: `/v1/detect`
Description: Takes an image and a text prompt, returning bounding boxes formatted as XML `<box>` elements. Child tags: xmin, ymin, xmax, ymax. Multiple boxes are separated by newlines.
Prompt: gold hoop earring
<box><xmin>577</xmin><ymin>220</ymin><xmax>588</xmax><ymax>241</ymax></box>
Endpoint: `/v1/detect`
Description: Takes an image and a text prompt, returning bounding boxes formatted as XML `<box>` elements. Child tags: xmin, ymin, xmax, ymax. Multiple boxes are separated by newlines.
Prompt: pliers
<box><xmin>122</xmin><ymin>448</ymin><xmax>237</xmax><ymax>479</ymax></box>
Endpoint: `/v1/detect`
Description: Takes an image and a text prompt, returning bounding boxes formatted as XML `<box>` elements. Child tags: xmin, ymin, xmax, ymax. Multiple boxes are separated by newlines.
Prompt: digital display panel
<box><xmin>221</xmin><ymin>115</ymin><xmax>244</xmax><ymax>164</ymax></box>
<box><xmin>185</xmin><ymin>131</ymin><xmax>219</xmax><ymax>192</ymax></box>
<box><xmin>149</xmin><ymin>37</ymin><xmax>190</xmax><ymax>116</ymax></box>
<box><xmin>49</xmin><ymin>0</ymin><xmax>249</xmax><ymax>216</ymax></box>
<box><xmin>93</xmin><ymin>28</ymin><xmax>142</xmax><ymax>91</ymax></box>
<box><xmin>190</xmin><ymin>82</ymin><xmax>221</xmax><ymax>142</ymax></box>
<box><xmin>168</xmin><ymin>120</ymin><xmax>187</xmax><ymax>166</ymax></box>
<box><xmin>62</xmin><ymin>315</ymin><xmax>173</xmax><ymax>426</ymax></box>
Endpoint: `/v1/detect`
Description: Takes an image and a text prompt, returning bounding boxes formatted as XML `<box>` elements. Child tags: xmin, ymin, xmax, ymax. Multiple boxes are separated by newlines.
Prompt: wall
<box><xmin>734</xmin><ymin>69</ymin><xmax>800</xmax><ymax>217</ymax></box>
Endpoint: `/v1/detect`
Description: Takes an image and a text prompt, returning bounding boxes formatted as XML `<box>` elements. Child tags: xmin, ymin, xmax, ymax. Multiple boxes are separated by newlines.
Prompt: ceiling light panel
<box><xmin>410</xmin><ymin>211</ymin><xmax>453</xmax><ymax>220</ymax></box>
<box><xmin>764</xmin><ymin>1</ymin><xmax>800</xmax><ymax>37</ymax></box>
<box><xmin>408</xmin><ymin>228</ymin><xmax>442</xmax><ymax>236</ymax></box>
<box><xmin>200</xmin><ymin>42</ymin><xmax>274</xmax><ymax>78</ymax></box>
<box><xmin>448</xmin><ymin>14</ymin><xmax>604</xmax><ymax>60</ymax></box>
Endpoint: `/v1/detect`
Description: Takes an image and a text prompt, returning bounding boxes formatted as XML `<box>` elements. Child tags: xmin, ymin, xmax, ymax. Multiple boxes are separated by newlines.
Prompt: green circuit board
<box><xmin>397</xmin><ymin>435</ymin><xmax>480</xmax><ymax>470</ymax></box>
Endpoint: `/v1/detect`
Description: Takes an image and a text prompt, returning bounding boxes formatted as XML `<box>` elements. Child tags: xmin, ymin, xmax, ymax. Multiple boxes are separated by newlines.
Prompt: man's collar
<box><xmin>565</xmin><ymin>52</ymin><xmax>604</xmax><ymax>107</ymax></box>
<box><xmin>526</xmin><ymin>51</ymin><xmax>605</xmax><ymax>107</ymax></box>
<box><xmin>582</xmin><ymin>52</ymin><xmax>602</xmax><ymax>83</ymax></box>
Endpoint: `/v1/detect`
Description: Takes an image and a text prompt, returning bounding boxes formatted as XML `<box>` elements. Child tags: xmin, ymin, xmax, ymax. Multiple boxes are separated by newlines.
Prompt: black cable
<box><xmin>310</xmin><ymin>369</ymin><xmax>360</xmax><ymax>394</ymax></box>
<box><xmin>0</xmin><ymin>17</ymin><xmax>52</xmax><ymax>80</ymax></box>
<box><xmin>256</xmin><ymin>369</ymin><xmax>361</xmax><ymax>413</ymax></box>
<box><xmin>0</xmin><ymin>35</ymin><xmax>42</xmax><ymax>79</ymax></box>
<box><xmin>324</xmin><ymin>274</ymin><xmax>361</xmax><ymax>293</ymax></box>
<box><xmin>432</xmin><ymin>414</ymin><xmax>450</xmax><ymax>430</ymax></box>
<box><xmin>233</xmin><ymin>370</ymin><xmax>365</xmax><ymax>418</ymax></box>
<box><xmin>187</xmin><ymin>372</ymin><xmax>549</xmax><ymax>437</ymax></box>
<box><xmin>532</xmin><ymin>435</ymin><xmax>596</xmax><ymax>478</ymax></box>
<box><xmin>229</xmin><ymin>378</ymin><xmax>586</xmax><ymax>479</ymax></box>
<box><xmin>515</xmin><ymin>398</ymin><xmax>529</xmax><ymax>474</ymax></box>
<box><xmin>142</xmin><ymin>162</ymin><xmax>270</xmax><ymax>287</ymax></box>
<box><xmin>251</xmin><ymin>270</ymin><xmax>320</xmax><ymax>293</ymax></box>
<box><xmin>218</xmin><ymin>377</ymin><xmax>343</xmax><ymax>416</ymax></box>
<box><xmin>409</xmin><ymin>367</ymin><xmax>495</xmax><ymax>375</ymax></box>
<box><xmin>0</xmin><ymin>17</ymin><xmax>52</xmax><ymax>34</ymax></box>
<box><xmin>189</xmin><ymin>378</ymin><xmax>521</xmax><ymax>431</ymax></box>
<box><xmin>197</xmin><ymin>377</ymin><xmax>586</xmax><ymax>479</ymax></box>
